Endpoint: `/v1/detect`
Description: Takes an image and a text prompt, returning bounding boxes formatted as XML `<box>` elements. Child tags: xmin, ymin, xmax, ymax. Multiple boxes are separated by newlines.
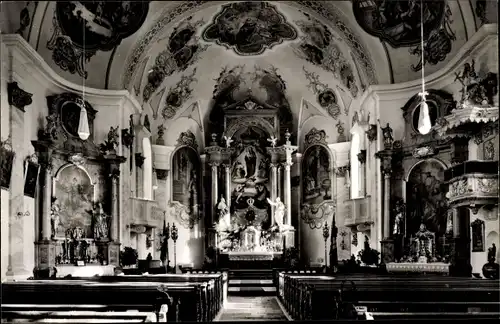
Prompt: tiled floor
<box><xmin>215</xmin><ymin>296</ymin><xmax>289</xmax><ymax>321</ymax></box>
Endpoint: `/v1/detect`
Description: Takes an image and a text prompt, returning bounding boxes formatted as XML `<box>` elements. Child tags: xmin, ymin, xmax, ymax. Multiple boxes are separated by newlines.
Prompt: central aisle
<box><xmin>215</xmin><ymin>296</ymin><xmax>290</xmax><ymax>321</ymax></box>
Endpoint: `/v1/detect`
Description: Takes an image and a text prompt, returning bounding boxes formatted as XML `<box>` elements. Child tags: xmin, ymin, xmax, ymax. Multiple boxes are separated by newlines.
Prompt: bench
<box><xmin>24</xmin><ymin>272</ymin><xmax>226</xmax><ymax>320</ymax></box>
<box><xmin>1</xmin><ymin>305</ymin><xmax>156</xmax><ymax>323</ymax></box>
<box><xmin>65</xmin><ymin>273</ymin><xmax>226</xmax><ymax>318</ymax></box>
<box><xmin>279</xmin><ymin>273</ymin><xmax>500</xmax><ymax>320</ymax></box>
<box><xmin>1</xmin><ymin>279</ymin><xmax>220</xmax><ymax>322</ymax></box>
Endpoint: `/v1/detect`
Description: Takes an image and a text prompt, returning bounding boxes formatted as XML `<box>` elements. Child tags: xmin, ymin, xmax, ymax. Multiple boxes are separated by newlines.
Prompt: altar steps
<box><xmin>228</xmin><ymin>269</ymin><xmax>275</xmax><ymax>296</ymax></box>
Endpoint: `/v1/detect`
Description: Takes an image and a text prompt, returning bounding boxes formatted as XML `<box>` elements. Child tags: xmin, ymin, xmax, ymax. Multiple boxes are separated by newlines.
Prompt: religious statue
<box><xmin>392</xmin><ymin>199</ymin><xmax>405</xmax><ymax>236</ymax></box>
<box><xmin>217</xmin><ymin>196</ymin><xmax>229</xmax><ymax>221</ymax></box>
<box><xmin>188</xmin><ymin>170</ymin><xmax>198</xmax><ymax>211</ymax></box>
<box><xmin>92</xmin><ymin>202</ymin><xmax>109</xmax><ymax>240</ymax></box>
<box><xmin>378</xmin><ymin>120</ymin><xmax>394</xmax><ymax>149</ymax></box>
<box><xmin>488</xmin><ymin>243</ymin><xmax>497</xmax><ymax>263</ymax></box>
<box><xmin>267</xmin><ymin>197</ymin><xmax>285</xmax><ymax>228</ymax></box>
<box><xmin>99</xmin><ymin>126</ymin><xmax>119</xmax><ymax>154</ymax></box>
<box><xmin>50</xmin><ymin>197</ymin><xmax>61</xmax><ymax>239</ymax></box>
<box><xmin>413</xmin><ymin>224</ymin><xmax>435</xmax><ymax>262</ymax></box>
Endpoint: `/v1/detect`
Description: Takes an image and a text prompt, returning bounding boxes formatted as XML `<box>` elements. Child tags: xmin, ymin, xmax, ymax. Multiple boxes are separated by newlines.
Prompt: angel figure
<box><xmin>223</xmin><ymin>136</ymin><xmax>233</xmax><ymax>148</ymax></box>
<box><xmin>267</xmin><ymin>197</ymin><xmax>285</xmax><ymax>228</ymax></box>
<box><xmin>267</xmin><ymin>136</ymin><xmax>278</xmax><ymax>148</ymax></box>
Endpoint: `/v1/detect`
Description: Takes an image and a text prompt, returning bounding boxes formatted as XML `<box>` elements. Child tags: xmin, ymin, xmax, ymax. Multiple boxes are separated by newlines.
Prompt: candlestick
<box><xmin>323</xmin><ymin>221</ymin><xmax>330</xmax><ymax>271</ymax></box>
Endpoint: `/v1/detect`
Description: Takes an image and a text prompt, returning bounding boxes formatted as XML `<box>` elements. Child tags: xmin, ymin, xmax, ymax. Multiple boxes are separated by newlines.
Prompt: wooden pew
<box><xmin>27</xmin><ymin>272</ymin><xmax>226</xmax><ymax>321</ymax></box>
<box><xmin>1</xmin><ymin>305</ymin><xmax>156</xmax><ymax>323</ymax></box>
<box><xmin>70</xmin><ymin>274</ymin><xmax>225</xmax><ymax>319</ymax></box>
<box><xmin>1</xmin><ymin>280</ymin><xmax>210</xmax><ymax>322</ymax></box>
<box><xmin>279</xmin><ymin>273</ymin><xmax>500</xmax><ymax>320</ymax></box>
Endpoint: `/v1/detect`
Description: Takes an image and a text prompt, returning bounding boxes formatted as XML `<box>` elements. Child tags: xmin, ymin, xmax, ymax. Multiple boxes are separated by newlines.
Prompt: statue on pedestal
<box><xmin>50</xmin><ymin>197</ymin><xmax>61</xmax><ymax>239</ymax></box>
<box><xmin>392</xmin><ymin>199</ymin><xmax>405</xmax><ymax>236</ymax></box>
<box><xmin>92</xmin><ymin>202</ymin><xmax>109</xmax><ymax>240</ymax></box>
<box><xmin>413</xmin><ymin>224</ymin><xmax>435</xmax><ymax>263</ymax></box>
<box><xmin>378</xmin><ymin>120</ymin><xmax>394</xmax><ymax>149</ymax></box>
<box><xmin>267</xmin><ymin>197</ymin><xmax>285</xmax><ymax>228</ymax></box>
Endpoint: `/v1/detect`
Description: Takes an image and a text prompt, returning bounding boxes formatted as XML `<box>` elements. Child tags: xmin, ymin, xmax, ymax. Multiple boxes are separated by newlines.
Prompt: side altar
<box><xmin>204</xmin><ymin>98</ymin><xmax>298</xmax><ymax>268</ymax></box>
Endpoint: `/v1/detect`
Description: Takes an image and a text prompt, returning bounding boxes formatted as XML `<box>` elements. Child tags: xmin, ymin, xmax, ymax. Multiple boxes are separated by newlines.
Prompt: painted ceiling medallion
<box><xmin>353</xmin><ymin>0</ymin><xmax>446</xmax><ymax>48</ymax></box>
<box><xmin>202</xmin><ymin>1</ymin><xmax>298</xmax><ymax>56</ymax></box>
<box><xmin>292</xmin><ymin>13</ymin><xmax>358</xmax><ymax>97</ymax></box>
<box><xmin>143</xmin><ymin>17</ymin><xmax>208</xmax><ymax>103</ymax></box>
<box><xmin>48</xmin><ymin>1</ymin><xmax>149</xmax><ymax>78</ymax></box>
<box><xmin>303</xmin><ymin>67</ymin><xmax>341</xmax><ymax>120</ymax></box>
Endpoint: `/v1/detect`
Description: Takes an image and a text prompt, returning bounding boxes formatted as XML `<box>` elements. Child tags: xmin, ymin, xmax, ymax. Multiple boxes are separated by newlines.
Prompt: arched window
<box><xmin>143</xmin><ymin>137</ymin><xmax>153</xmax><ymax>200</ymax></box>
<box><xmin>350</xmin><ymin>132</ymin><xmax>361</xmax><ymax>199</ymax></box>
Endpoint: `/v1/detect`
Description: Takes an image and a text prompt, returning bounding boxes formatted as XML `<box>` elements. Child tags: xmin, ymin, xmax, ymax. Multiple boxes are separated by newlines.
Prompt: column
<box><xmin>110</xmin><ymin>167</ymin><xmax>120</xmax><ymax>241</ymax></box>
<box><xmin>284</xmin><ymin>163</ymin><xmax>292</xmax><ymax>226</ymax></box>
<box><xmin>270</xmin><ymin>163</ymin><xmax>278</xmax><ymax>225</ymax></box>
<box><xmin>450</xmin><ymin>207</ymin><xmax>472</xmax><ymax>277</ymax></box>
<box><xmin>383</xmin><ymin>172</ymin><xmax>391</xmax><ymax>239</ymax></box>
<box><xmin>42</xmin><ymin>162</ymin><xmax>53</xmax><ymax>240</ymax></box>
<box><xmin>376</xmin><ymin>150</ymin><xmax>394</xmax><ymax>264</ymax></box>
<box><xmin>277</xmin><ymin>165</ymin><xmax>282</xmax><ymax>200</ymax></box>
<box><xmin>223</xmin><ymin>164</ymin><xmax>231</xmax><ymax>209</ymax></box>
<box><xmin>294</xmin><ymin>153</ymin><xmax>303</xmax><ymax>258</ymax></box>
<box><xmin>209</xmin><ymin>162</ymin><xmax>220</xmax><ymax>225</ymax></box>
<box><xmin>358</xmin><ymin>150</ymin><xmax>367</xmax><ymax>197</ymax></box>
<box><xmin>106</xmin><ymin>163</ymin><xmax>122</xmax><ymax>266</ymax></box>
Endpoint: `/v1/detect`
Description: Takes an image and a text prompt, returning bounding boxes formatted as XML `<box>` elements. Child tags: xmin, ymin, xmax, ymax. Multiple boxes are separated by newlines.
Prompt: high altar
<box><xmin>205</xmin><ymin>98</ymin><xmax>297</xmax><ymax>264</ymax></box>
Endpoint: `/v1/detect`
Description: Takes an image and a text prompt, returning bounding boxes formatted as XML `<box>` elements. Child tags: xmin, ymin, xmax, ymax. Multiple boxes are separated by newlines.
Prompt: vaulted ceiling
<box><xmin>1</xmin><ymin>1</ymin><xmax>494</xmax><ymax>129</ymax></box>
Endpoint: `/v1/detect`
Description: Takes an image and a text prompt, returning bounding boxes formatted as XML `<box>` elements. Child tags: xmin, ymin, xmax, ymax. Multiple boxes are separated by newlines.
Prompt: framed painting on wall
<box><xmin>471</xmin><ymin>219</ymin><xmax>485</xmax><ymax>252</ymax></box>
<box><xmin>470</xmin><ymin>218</ymin><xmax>484</xmax><ymax>252</ymax></box>
<box><xmin>24</xmin><ymin>157</ymin><xmax>40</xmax><ymax>198</ymax></box>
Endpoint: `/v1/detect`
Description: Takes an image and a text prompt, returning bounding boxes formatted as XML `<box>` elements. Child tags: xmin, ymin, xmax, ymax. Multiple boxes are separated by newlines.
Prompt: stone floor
<box><xmin>215</xmin><ymin>296</ymin><xmax>289</xmax><ymax>321</ymax></box>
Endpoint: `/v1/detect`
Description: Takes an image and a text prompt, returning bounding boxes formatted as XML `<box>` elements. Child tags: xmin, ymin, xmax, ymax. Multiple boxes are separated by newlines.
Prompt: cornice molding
<box><xmin>358</xmin><ymin>24</ymin><xmax>498</xmax><ymax>104</ymax></box>
<box><xmin>1</xmin><ymin>34</ymin><xmax>142</xmax><ymax>113</ymax></box>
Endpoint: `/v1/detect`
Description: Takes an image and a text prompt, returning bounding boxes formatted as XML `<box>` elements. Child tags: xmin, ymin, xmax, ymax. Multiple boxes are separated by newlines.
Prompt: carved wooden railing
<box><xmin>445</xmin><ymin>161</ymin><xmax>498</xmax><ymax>213</ymax></box>
<box><xmin>344</xmin><ymin>196</ymin><xmax>372</xmax><ymax>228</ymax></box>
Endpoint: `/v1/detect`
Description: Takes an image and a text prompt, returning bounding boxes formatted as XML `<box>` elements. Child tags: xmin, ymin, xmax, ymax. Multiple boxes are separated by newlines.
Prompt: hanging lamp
<box><xmin>417</xmin><ymin>0</ymin><xmax>432</xmax><ymax>135</ymax></box>
<box><xmin>77</xmin><ymin>20</ymin><xmax>90</xmax><ymax>140</ymax></box>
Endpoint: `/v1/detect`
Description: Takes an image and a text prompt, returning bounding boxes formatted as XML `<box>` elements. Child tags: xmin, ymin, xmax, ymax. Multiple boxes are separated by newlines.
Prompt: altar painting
<box><xmin>171</xmin><ymin>147</ymin><xmax>200</xmax><ymax>228</ymax></box>
<box><xmin>54</xmin><ymin>165</ymin><xmax>94</xmax><ymax>238</ymax></box>
<box><xmin>303</xmin><ymin>145</ymin><xmax>332</xmax><ymax>204</ymax></box>
<box><xmin>230</xmin><ymin>126</ymin><xmax>271</xmax><ymax>227</ymax></box>
<box><xmin>406</xmin><ymin>160</ymin><xmax>447</xmax><ymax>237</ymax></box>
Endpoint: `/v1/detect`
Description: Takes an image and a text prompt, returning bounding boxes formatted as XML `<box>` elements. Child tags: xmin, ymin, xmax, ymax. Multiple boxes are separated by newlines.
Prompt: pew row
<box><xmin>1</xmin><ymin>306</ymin><xmax>156</xmax><ymax>323</ymax></box>
<box><xmin>1</xmin><ymin>274</ymin><xmax>225</xmax><ymax>322</ymax></box>
<box><xmin>278</xmin><ymin>273</ymin><xmax>500</xmax><ymax>321</ymax></box>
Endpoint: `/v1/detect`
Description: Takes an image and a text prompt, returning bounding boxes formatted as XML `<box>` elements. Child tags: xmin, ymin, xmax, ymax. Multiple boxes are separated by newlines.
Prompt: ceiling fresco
<box><xmin>201</xmin><ymin>1</ymin><xmax>298</xmax><ymax>56</ymax></box>
<box><xmin>122</xmin><ymin>1</ymin><xmax>379</xmax><ymax>90</ymax></box>
<box><xmin>46</xmin><ymin>1</ymin><xmax>150</xmax><ymax>78</ymax></box>
<box><xmin>353</xmin><ymin>0</ymin><xmax>447</xmax><ymax>48</ymax></box>
<box><xmin>292</xmin><ymin>12</ymin><xmax>359</xmax><ymax>97</ymax></box>
<box><xmin>302</xmin><ymin>66</ymin><xmax>342</xmax><ymax>120</ymax></box>
<box><xmin>143</xmin><ymin>17</ymin><xmax>209</xmax><ymax>103</ymax></box>
<box><xmin>3</xmin><ymin>1</ymin><xmax>480</xmax><ymax>92</ymax></box>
